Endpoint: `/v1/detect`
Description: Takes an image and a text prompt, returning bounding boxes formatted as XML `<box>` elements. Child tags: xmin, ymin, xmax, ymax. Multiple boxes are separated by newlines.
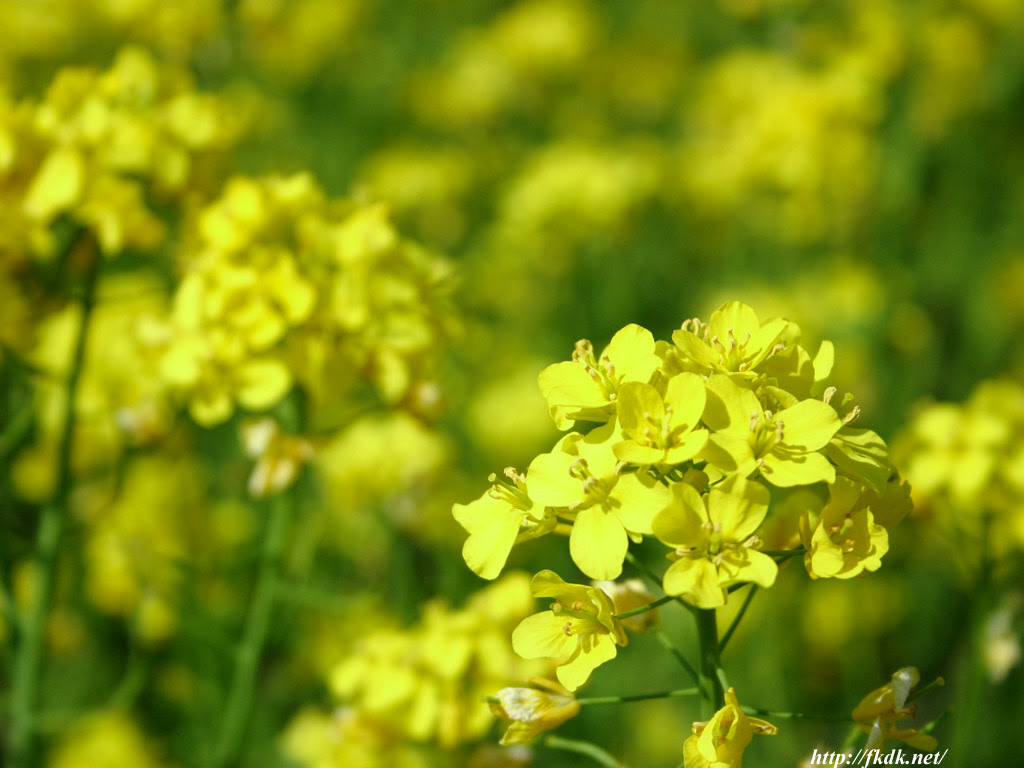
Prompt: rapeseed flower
<box><xmin>538</xmin><ymin>324</ymin><xmax>661</xmax><ymax>429</ymax></box>
<box><xmin>489</xmin><ymin>678</ymin><xmax>580</xmax><ymax>745</ymax></box>
<box><xmin>527</xmin><ymin>425</ymin><xmax>672</xmax><ymax>579</ymax></box>
<box><xmin>702</xmin><ymin>374</ymin><xmax>840</xmax><ymax>486</ymax></box>
<box><xmin>683</xmin><ymin>688</ymin><xmax>777</xmax><ymax>767</ymax></box>
<box><xmin>511</xmin><ymin>571</ymin><xmax>627</xmax><ymax>691</ymax></box>
<box><xmin>454</xmin><ymin>468</ymin><xmax>555</xmax><ymax>580</ymax></box>
<box><xmin>852</xmin><ymin>667</ymin><xmax>939</xmax><ymax>752</ymax></box>
<box><xmin>653</xmin><ymin>477</ymin><xmax>777</xmax><ymax>608</ymax></box>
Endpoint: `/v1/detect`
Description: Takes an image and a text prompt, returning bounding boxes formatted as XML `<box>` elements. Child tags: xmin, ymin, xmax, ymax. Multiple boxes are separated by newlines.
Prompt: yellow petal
<box><xmin>512</xmin><ymin>612</ymin><xmax>577</xmax><ymax>660</ymax></box>
<box><xmin>570</xmin><ymin>506</ymin><xmax>627</xmax><ymax>580</ymax></box>
<box><xmin>236</xmin><ymin>358</ymin><xmax>292</xmax><ymax>410</ymax></box>
<box><xmin>761</xmin><ymin>450</ymin><xmax>835</xmax><ymax>487</ymax></box>
<box><xmin>454</xmin><ymin>496</ymin><xmax>522</xmax><ymax>579</ymax></box>
<box><xmin>24</xmin><ymin>147</ymin><xmax>84</xmax><ymax>220</ymax></box>
<box><xmin>663</xmin><ymin>557</ymin><xmax>723</xmax><ymax>608</ymax></box>
<box><xmin>556</xmin><ymin>632</ymin><xmax>617</xmax><ymax>691</ymax></box>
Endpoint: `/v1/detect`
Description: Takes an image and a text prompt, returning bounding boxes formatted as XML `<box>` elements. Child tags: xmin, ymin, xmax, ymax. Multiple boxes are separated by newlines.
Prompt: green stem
<box><xmin>761</xmin><ymin>548</ymin><xmax>805</xmax><ymax>560</ymax></box>
<box><xmin>210</xmin><ymin>489</ymin><xmax>294</xmax><ymax>768</ymax></box>
<box><xmin>577</xmin><ymin>687</ymin><xmax>700</xmax><ymax>706</ymax></box>
<box><xmin>545</xmin><ymin>735</ymin><xmax>631</xmax><ymax>768</ymax></box>
<box><xmin>650</xmin><ymin>626</ymin><xmax>703</xmax><ymax>691</ymax></box>
<box><xmin>740</xmin><ymin>706</ymin><xmax>850</xmax><ymax>722</ymax></box>
<box><xmin>624</xmin><ymin>551</ymin><xmax>695</xmax><ymax>616</ymax></box>
<box><xmin>7</xmin><ymin>248</ymin><xmax>100</xmax><ymax>767</ymax></box>
<box><xmin>719</xmin><ymin>585</ymin><xmax>757</xmax><ymax>653</ymax></box>
<box><xmin>107</xmin><ymin>639</ymin><xmax>149</xmax><ymax>710</ymax></box>
<box><xmin>906</xmin><ymin>676</ymin><xmax>945</xmax><ymax>704</ymax></box>
<box><xmin>613</xmin><ymin>594</ymin><xmax>674</xmax><ymax>620</ymax></box>
<box><xmin>695</xmin><ymin>608</ymin><xmax>727</xmax><ymax>715</ymax></box>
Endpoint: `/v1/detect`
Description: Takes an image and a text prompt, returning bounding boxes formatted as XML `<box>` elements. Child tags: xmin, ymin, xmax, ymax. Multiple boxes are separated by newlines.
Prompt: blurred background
<box><xmin>1</xmin><ymin>1</ymin><xmax>1023</xmax><ymax>766</ymax></box>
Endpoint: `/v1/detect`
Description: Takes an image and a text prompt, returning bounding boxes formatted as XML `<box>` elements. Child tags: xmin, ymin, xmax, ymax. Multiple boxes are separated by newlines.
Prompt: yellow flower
<box><xmin>489</xmin><ymin>678</ymin><xmax>580</xmax><ymax>745</ymax></box>
<box><xmin>538</xmin><ymin>324</ymin><xmax>661</xmax><ymax>429</ymax></box>
<box><xmin>800</xmin><ymin>477</ymin><xmax>894</xmax><ymax>580</ymax></box>
<box><xmin>614</xmin><ymin>374</ymin><xmax>709</xmax><ymax>467</ymax></box>
<box><xmin>453</xmin><ymin>468</ymin><xmax>555</xmax><ymax>580</ymax></box>
<box><xmin>702</xmin><ymin>374</ymin><xmax>840</xmax><ymax>486</ymax></box>
<box><xmin>852</xmin><ymin>667</ymin><xmax>939</xmax><ymax>753</ymax></box>
<box><xmin>527</xmin><ymin>424</ymin><xmax>672</xmax><ymax>579</ymax></box>
<box><xmin>683</xmin><ymin>688</ymin><xmax>777</xmax><ymax>767</ymax></box>
<box><xmin>653</xmin><ymin>477</ymin><xmax>777</xmax><ymax>608</ymax></box>
<box><xmin>511</xmin><ymin>571</ymin><xmax>627</xmax><ymax>691</ymax></box>
<box><xmin>671</xmin><ymin>302</ymin><xmax>789</xmax><ymax>378</ymax></box>
<box><xmin>49</xmin><ymin>710</ymin><xmax>169</xmax><ymax>768</ymax></box>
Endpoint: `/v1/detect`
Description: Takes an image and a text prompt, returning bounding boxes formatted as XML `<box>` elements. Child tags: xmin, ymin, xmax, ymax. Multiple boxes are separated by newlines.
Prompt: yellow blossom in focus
<box><xmin>538</xmin><ymin>323</ymin><xmax>661</xmax><ymax>429</ymax></box>
<box><xmin>653</xmin><ymin>477</ymin><xmax>777</xmax><ymax>608</ymax></box>
<box><xmin>511</xmin><ymin>570</ymin><xmax>627</xmax><ymax>691</ymax></box>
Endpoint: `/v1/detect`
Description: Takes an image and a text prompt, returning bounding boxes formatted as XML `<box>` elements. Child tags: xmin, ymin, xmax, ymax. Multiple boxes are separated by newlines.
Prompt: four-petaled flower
<box><xmin>538</xmin><ymin>324</ymin><xmax>661</xmax><ymax>429</ymax></box>
<box><xmin>614</xmin><ymin>374</ymin><xmax>709</xmax><ymax>467</ymax></box>
<box><xmin>653</xmin><ymin>477</ymin><xmax>778</xmax><ymax>608</ymax></box>
<box><xmin>672</xmin><ymin>301</ymin><xmax>790</xmax><ymax>377</ymax></box>
<box><xmin>511</xmin><ymin>571</ymin><xmax>628</xmax><ymax>691</ymax></box>
<box><xmin>702</xmin><ymin>374</ymin><xmax>841</xmax><ymax>486</ymax></box>
<box><xmin>528</xmin><ymin>424</ymin><xmax>672</xmax><ymax>579</ymax></box>
<box><xmin>453</xmin><ymin>468</ymin><xmax>555</xmax><ymax>580</ymax></box>
<box><xmin>801</xmin><ymin>476</ymin><xmax>893</xmax><ymax>579</ymax></box>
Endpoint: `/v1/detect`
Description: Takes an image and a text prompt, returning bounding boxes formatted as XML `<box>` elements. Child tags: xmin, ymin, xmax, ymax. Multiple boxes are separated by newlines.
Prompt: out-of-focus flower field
<box><xmin>1</xmin><ymin>1</ymin><xmax>1022</xmax><ymax>767</ymax></box>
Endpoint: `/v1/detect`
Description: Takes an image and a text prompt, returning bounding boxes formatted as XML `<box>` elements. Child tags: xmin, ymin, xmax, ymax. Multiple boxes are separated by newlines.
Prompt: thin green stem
<box><xmin>719</xmin><ymin>585</ymin><xmax>757</xmax><ymax>653</ymax></box>
<box><xmin>695</xmin><ymin>608</ymin><xmax>727</xmax><ymax>716</ymax></box>
<box><xmin>625</xmin><ymin>551</ymin><xmax>695</xmax><ymax>615</ymax></box>
<box><xmin>7</xmin><ymin>247</ymin><xmax>100</xmax><ymax>768</ymax></box>
<box><xmin>545</xmin><ymin>735</ymin><xmax>631</xmax><ymax>768</ymax></box>
<box><xmin>906</xmin><ymin>676</ymin><xmax>945</xmax><ymax>705</ymax></box>
<box><xmin>210</xmin><ymin>488</ymin><xmax>294</xmax><ymax>768</ymax></box>
<box><xmin>107</xmin><ymin>640</ymin><xmax>149</xmax><ymax>710</ymax></box>
<box><xmin>841</xmin><ymin>723</ymin><xmax>863</xmax><ymax>750</ymax></box>
<box><xmin>577</xmin><ymin>687</ymin><xmax>700</xmax><ymax>706</ymax></box>
<box><xmin>740</xmin><ymin>706</ymin><xmax>850</xmax><ymax>722</ymax></box>
<box><xmin>650</xmin><ymin>626</ymin><xmax>703</xmax><ymax>691</ymax></box>
<box><xmin>0</xmin><ymin>575</ymin><xmax>15</xmax><ymax>626</ymax></box>
<box><xmin>613</xmin><ymin>594</ymin><xmax>674</xmax><ymax>620</ymax></box>
<box><xmin>761</xmin><ymin>548</ymin><xmax>805</xmax><ymax>560</ymax></box>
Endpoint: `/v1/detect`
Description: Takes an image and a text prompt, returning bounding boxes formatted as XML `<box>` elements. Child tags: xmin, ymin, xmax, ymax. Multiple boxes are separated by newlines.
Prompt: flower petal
<box><xmin>512</xmin><ymin>612</ymin><xmax>578</xmax><ymax>660</ymax></box>
<box><xmin>556</xmin><ymin>632</ymin><xmax>618</xmax><ymax>691</ymax></box>
<box><xmin>570</xmin><ymin>506</ymin><xmax>628</xmax><ymax>580</ymax></box>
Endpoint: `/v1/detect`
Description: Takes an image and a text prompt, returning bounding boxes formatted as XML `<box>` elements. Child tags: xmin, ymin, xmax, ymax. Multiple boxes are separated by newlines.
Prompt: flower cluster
<box><xmin>320</xmin><ymin>574</ymin><xmax>548</xmax><ymax>749</ymax></box>
<box><xmin>156</xmin><ymin>174</ymin><xmax>455</xmax><ymax>426</ymax></box>
<box><xmin>455</xmin><ymin>302</ymin><xmax>910</xmax><ymax>609</ymax></box>
<box><xmin>3</xmin><ymin>46</ymin><xmax>242</xmax><ymax>260</ymax></box>
<box><xmin>894</xmin><ymin>378</ymin><xmax>1024</xmax><ymax>564</ymax></box>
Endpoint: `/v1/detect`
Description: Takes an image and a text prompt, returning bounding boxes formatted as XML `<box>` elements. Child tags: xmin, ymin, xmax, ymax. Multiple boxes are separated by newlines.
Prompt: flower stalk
<box><xmin>211</xmin><ymin>401</ymin><xmax>302</xmax><ymax>768</ymax></box>
<box><xmin>7</xmin><ymin>241</ymin><xmax>100</xmax><ymax>767</ymax></box>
